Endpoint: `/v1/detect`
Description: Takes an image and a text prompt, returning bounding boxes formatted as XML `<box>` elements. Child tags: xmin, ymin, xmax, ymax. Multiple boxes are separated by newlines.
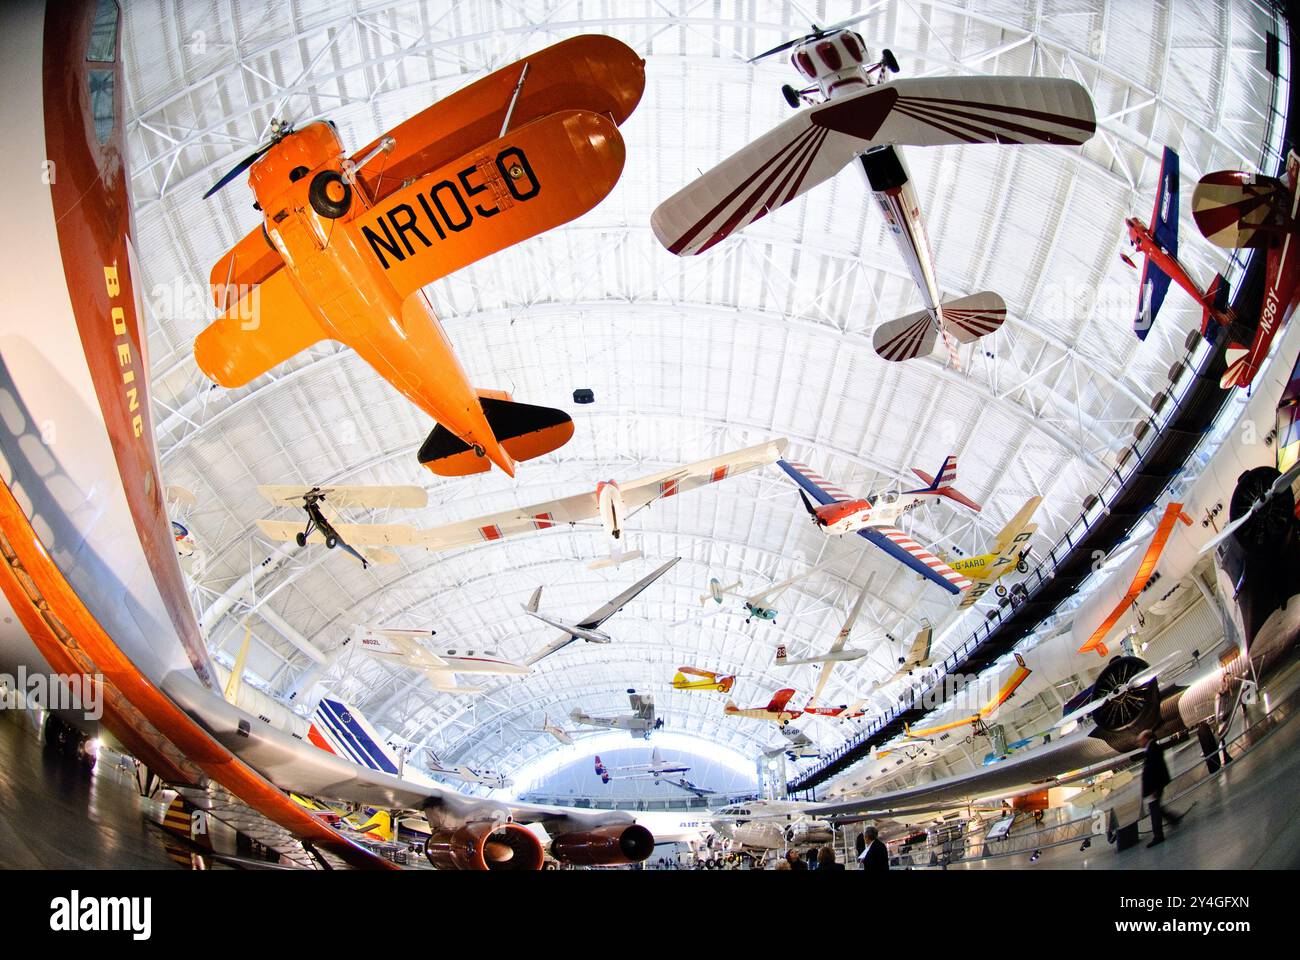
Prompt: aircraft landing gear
<box><xmin>781</xmin><ymin>84</ymin><xmax>802</xmax><ymax>108</ymax></box>
<box><xmin>295</xmin><ymin>532</ymin><xmax>307</xmax><ymax>547</ymax></box>
<box><xmin>325</xmin><ymin>535</ymin><xmax>339</xmax><ymax>549</ymax></box>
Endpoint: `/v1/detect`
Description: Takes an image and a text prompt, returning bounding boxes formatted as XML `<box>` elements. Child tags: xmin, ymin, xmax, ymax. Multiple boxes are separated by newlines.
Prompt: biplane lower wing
<box><xmin>256</xmin><ymin>518</ymin><xmax>424</xmax><ymax>547</ymax></box>
<box><xmin>653</xmin><ymin>77</ymin><xmax>1095</xmax><ymax>256</ymax></box>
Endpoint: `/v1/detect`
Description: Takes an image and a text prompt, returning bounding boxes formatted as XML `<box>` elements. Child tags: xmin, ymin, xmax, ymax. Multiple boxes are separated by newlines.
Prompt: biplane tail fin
<box><xmin>419</xmin><ymin>393</ymin><xmax>574</xmax><ymax>477</ymax></box>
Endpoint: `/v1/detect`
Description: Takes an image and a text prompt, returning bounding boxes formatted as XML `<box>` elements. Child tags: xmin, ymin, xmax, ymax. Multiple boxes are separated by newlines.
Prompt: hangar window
<box><xmin>85</xmin><ymin>0</ymin><xmax>119</xmax><ymax>62</ymax></box>
<box><xmin>88</xmin><ymin>68</ymin><xmax>115</xmax><ymax>144</ymax></box>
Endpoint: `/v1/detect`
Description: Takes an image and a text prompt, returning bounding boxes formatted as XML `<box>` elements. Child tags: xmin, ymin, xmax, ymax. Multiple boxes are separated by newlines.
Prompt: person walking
<box><xmin>1140</xmin><ymin>730</ymin><xmax>1181</xmax><ymax>847</ymax></box>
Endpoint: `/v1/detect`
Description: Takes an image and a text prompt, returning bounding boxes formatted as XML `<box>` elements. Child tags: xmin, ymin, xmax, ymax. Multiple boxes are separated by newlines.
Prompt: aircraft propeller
<box><xmin>1199</xmin><ymin>461</ymin><xmax>1300</xmax><ymax>555</ymax></box>
<box><xmin>748</xmin><ymin>12</ymin><xmax>880</xmax><ymax>63</ymax></box>
<box><xmin>202</xmin><ymin>118</ymin><xmax>296</xmax><ymax>200</ymax></box>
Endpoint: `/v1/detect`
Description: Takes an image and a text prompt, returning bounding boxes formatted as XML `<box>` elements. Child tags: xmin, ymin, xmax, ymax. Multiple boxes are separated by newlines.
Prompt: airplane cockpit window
<box><xmin>85</xmin><ymin>0</ymin><xmax>119</xmax><ymax>62</ymax></box>
<box><xmin>88</xmin><ymin>69</ymin><xmax>115</xmax><ymax>145</ymax></box>
<box><xmin>881</xmin><ymin>491</ymin><xmax>898</xmax><ymax>504</ymax></box>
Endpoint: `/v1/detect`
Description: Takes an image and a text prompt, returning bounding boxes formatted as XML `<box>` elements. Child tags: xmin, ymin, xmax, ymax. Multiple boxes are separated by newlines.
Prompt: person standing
<box><xmin>785</xmin><ymin>849</ymin><xmax>807</xmax><ymax>870</ymax></box>
<box><xmin>816</xmin><ymin>846</ymin><xmax>845</xmax><ymax>871</ymax></box>
<box><xmin>857</xmin><ymin>825</ymin><xmax>889</xmax><ymax>871</ymax></box>
<box><xmin>1140</xmin><ymin>730</ymin><xmax>1181</xmax><ymax>847</ymax></box>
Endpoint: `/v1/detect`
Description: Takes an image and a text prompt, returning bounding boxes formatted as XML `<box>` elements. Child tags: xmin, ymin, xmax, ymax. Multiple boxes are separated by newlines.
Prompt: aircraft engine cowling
<box><xmin>549</xmin><ymin>823</ymin><xmax>655</xmax><ymax>866</ymax></box>
<box><xmin>1088</xmin><ymin>655</ymin><xmax>1161</xmax><ymax>736</ymax></box>
<box><xmin>784</xmin><ymin>821</ymin><xmax>834</xmax><ymax>846</ymax></box>
<box><xmin>423</xmin><ymin>821</ymin><xmax>545</xmax><ymax>871</ymax></box>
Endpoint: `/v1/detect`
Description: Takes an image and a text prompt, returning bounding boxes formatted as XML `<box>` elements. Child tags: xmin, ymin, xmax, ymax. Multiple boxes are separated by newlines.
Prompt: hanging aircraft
<box><xmin>902</xmin><ymin>653</ymin><xmax>1032</xmax><ymax>741</ymax></box>
<box><xmin>699</xmin><ymin>577</ymin><xmax>743</xmax><ymax>605</ymax></box>
<box><xmin>737</xmin><ymin>556</ymin><xmax>841</xmax><ymax>623</ymax></box>
<box><xmin>251</xmin><ymin>441</ymin><xmax>785</xmax><ymax>568</ymax></box>
<box><xmin>1191</xmin><ymin>150</ymin><xmax>1300</xmax><ymax>389</ymax></box>
<box><xmin>777</xmin><ymin>458</ymin><xmax>977</xmax><ymax>595</ymax></box>
<box><xmin>256</xmin><ymin>484</ymin><xmax>426</xmax><ymax>568</ymax></box>
<box><xmin>651</xmin><ymin>23</ymin><xmax>1096</xmax><ymax>366</ymax></box>
<box><xmin>775</xmin><ymin>576</ymin><xmax>873</xmax><ymax>707</ymax></box>
<box><xmin>570</xmin><ymin>690</ymin><xmax>662</xmax><ymax>739</ymax></box>
<box><xmin>196</xmin><ymin>36</ymin><xmax>646</xmax><ymax>477</ymax></box>
<box><xmin>524</xmin><ymin>712</ymin><xmax>575</xmax><ymax>745</ymax></box>
<box><xmin>352</xmin><ymin>624</ymin><xmax>530</xmax><ymax>694</ymax></box>
<box><xmin>1122</xmin><ymin>146</ymin><xmax>1233</xmax><ymax>342</ymax></box>
<box><xmin>948</xmin><ymin>496</ymin><xmax>1042</xmax><ymax>609</ymax></box>
<box><xmin>595</xmin><ymin>748</ymin><xmax>691</xmax><ymax>783</ymax></box>
<box><xmin>523</xmin><ymin>557</ymin><xmax>680</xmax><ymax>666</ymax></box>
<box><xmin>888</xmin><ymin>621</ymin><xmax>935</xmax><ymax>682</ymax></box>
<box><xmin>724</xmin><ymin>688</ymin><xmax>802</xmax><ymax>725</ymax></box>
<box><xmin>763</xmin><ymin>725</ymin><xmax>822</xmax><ymax>761</ymax></box>
<box><xmin>709</xmin><ymin>798</ymin><xmax>833</xmax><ymax>850</ymax></box>
<box><xmin>672</xmin><ymin>666</ymin><xmax>736</xmax><ymax>692</ymax></box>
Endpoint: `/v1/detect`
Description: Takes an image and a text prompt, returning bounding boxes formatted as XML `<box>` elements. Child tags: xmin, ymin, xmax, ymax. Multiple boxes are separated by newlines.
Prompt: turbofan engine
<box><xmin>424</xmin><ymin>821</ymin><xmax>545</xmax><ymax>871</ymax></box>
<box><xmin>549</xmin><ymin>823</ymin><xmax>655</xmax><ymax>866</ymax></box>
<box><xmin>784</xmin><ymin>820</ymin><xmax>834</xmax><ymax>846</ymax></box>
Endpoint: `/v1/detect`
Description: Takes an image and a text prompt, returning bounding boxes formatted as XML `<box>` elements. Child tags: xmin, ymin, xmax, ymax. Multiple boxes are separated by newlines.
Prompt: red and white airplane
<box><xmin>651</xmin><ymin>23</ymin><xmax>1096</xmax><ymax>366</ymax></box>
<box><xmin>723</xmin><ymin>687</ymin><xmax>866</xmax><ymax>725</ymax></box>
<box><xmin>777</xmin><ymin>456</ymin><xmax>979</xmax><ymax>595</ymax></box>
<box><xmin>1191</xmin><ymin>151</ymin><xmax>1300</xmax><ymax>389</ymax></box>
<box><xmin>594</xmin><ymin>748</ymin><xmax>690</xmax><ymax>783</ymax></box>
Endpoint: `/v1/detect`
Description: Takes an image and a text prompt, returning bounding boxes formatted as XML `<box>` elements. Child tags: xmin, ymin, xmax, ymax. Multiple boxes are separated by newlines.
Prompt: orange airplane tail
<box><xmin>418</xmin><ymin>393</ymin><xmax>574</xmax><ymax>476</ymax></box>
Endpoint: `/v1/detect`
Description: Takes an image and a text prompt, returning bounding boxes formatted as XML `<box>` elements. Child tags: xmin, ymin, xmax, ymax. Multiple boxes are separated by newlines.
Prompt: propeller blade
<box><xmin>750</xmin><ymin>34</ymin><xmax>810</xmax><ymax>62</ymax></box>
<box><xmin>798</xmin><ymin>489</ymin><xmax>820</xmax><ymax>519</ymax></box>
<box><xmin>202</xmin><ymin>143</ymin><xmax>273</xmax><ymax>200</ymax></box>
<box><xmin>1198</xmin><ymin>461</ymin><xmax>1300</xmax><ymax>556</ymax></box>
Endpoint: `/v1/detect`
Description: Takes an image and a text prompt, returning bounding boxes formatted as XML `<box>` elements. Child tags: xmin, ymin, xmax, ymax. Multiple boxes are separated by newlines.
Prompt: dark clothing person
<box><xmin>858</xmin><ymin>839</ymin><xmax>889</xmax><ymax>871</ymax></box>
<box><xmin>1142</xmin><ymin>736</ymin><xmax>1180</xmax><ymax>845</ymax></box>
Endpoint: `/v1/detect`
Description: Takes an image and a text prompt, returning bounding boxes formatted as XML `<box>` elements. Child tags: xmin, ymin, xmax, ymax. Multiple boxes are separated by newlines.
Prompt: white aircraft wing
<box><xmin>578</xmin><ymin>557</ymin><xmax>681</xmax><ymax>629</ymax></box>
<box><xmin>258</xmin><ymin>484</ymin><xmax>428</xmax><ymax>510</ymax></box>
<box><xmin>653</xmin><ymin>77</ymin><xmax>1094</xmax><ymax>256</ymax></box>
<box><xmin>811</xmin><ymin>731</ymin><xmax>1133</xmax><ymax>820</ymax></box>
<box><xmin>746</xmin><ymin>556</ymin><xmax>840</xmax><ymax>605</ymax></box>
<box><xmin>413</xmin><ymin>488</ymin><xmax>602</xmax><ymax>552</ymax></box>
<box><xmin>617</xmin><ymin>440</ymin><xmax>787</xmax><ymax>511</ymax></box>
<box><xmin>809</xmin><ymin>577</ymin><xmax>873</xmax><ymax>705</ymax></box>
<box><xmin>256</xmin><ymin>518</ymin><xmax>425</xmax><ymax>547</ymax></box>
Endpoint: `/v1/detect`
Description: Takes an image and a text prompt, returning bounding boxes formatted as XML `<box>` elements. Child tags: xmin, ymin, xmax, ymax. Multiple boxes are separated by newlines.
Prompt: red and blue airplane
<box><xmin>1123</xmin><ymin>146</ymin><xmax>1233</xmax><ymax>342</ymax></box>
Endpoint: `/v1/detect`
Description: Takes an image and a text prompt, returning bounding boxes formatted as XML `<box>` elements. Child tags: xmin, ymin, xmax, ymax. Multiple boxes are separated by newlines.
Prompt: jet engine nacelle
<box><xmin>423</xmin><ymin>820</ymin><xmax>545</xmax><ymax>871</ymax></box>
<box><xmin>548</xmin><ymin>822</ymin><xmax>655</xmax><ymax>866</ymax></box>
<box><xmin>784</xmin><ymin>820</ymin><xmax>834</xmax><ymax>846</ymax></box>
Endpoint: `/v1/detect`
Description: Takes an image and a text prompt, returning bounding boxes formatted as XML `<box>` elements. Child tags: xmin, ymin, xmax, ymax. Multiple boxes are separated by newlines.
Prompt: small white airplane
<box><xmin>524</xmin><ymin>712</ymin><xmax>575</xmax><ymax>745</ymax></box>
<box><xmin>699</xmin><ymin>577</ymin><xmax>743</xmax><ymax>605</ymax></box>
<box><xmin>253</xmin><ymin>442</ymin><xmax>786</xmax><ymax>569</ymax></box>
<box><xmin>778</xmin><ymin>457</ymin><xmax>978</xmax><ymax>595</ymax></box>
<box><xmin>353</xmin><ymin>625</ymin><xmax>530</xmax><ymax>694</ymax></box>
<box><xmin>888</xmin><ymin>621</ymin><xmax>935</xmax><ymax>682</ymax></box>
<box><xmin>775</xmin><ymin>575</ymin><xmax>874</xmax><ymax>706</ymax></box>
<box><xmin>445</xmin><ymin>765</ymin><xmax>513</xmax><ymax>791</ymax></box>
<box><xmin>652</xmin><ymin>22</ymin><xmax>1096</xmax><ymax>367</ymax></box>
<box><xmin>571</xmin><ymin>690</ymin><xmax>662</xmax><ymax>739</ymax></box>
<box><xmin>256</xmin><ymin>483</ymin><xmax>425</xmax><ymax>568</ymax></box>
<box><xmin>524</xmin><ymin>557</ymin><xmax>680</xmax><ymax>666</ymax></box>
<box><xmin>595</xmin><ymin>748</ymin><xmax>690</xmax><ymax>783</ymax></box>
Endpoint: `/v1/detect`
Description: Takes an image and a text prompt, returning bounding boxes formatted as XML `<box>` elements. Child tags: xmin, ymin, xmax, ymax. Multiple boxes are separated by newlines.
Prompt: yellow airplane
<box><xmin>948</xmin><ymin>497</ymin><xmax>1042</xmax><ymax>610</ymax></box>
<box><xmin>903</xmin><ymin>654</ymin><xmax>1032</xmax><ymax>741</ymax></box>
<box><xmin>672</xmin><ymin>666</ymin><xmax>735</xmax><ymax>693</ymax></box>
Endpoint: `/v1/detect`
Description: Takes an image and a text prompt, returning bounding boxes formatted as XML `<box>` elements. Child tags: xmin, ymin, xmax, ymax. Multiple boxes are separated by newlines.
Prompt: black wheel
<box><xmin>295</xmin><ymin>532</ymin><xmax>307</xmax><ymax>547</ymax></box>
<box><xmin>994</xmin><ymin>584</ymin><xmax>1008</xmax><ymax>598</ymax></box>
<box><xmin>781</xmin><ymin>84</ymin><xmax>802</xmax><ymax>109</ymax></box>
<box><xmin>881</xmin><ymin>48</ymin><xmax>900</xmax><ymax>73</ymax></box>
<box><xmin>1017</xmin><ymin>559</ymin><xmax>1029</xmax><ymax>573</ymax></box>
<box><xmin>472</xmin><ymin>444</ymin><xmax>486</xmax><ymax>458</ymax></box>
<box><xmin>308</xmin><ymin>170</ymin><xmax>352</xmax><ymax>219</ymax></box>
<box><xmin>325</xmin><ymin>535</ymin><xmax>339</xmax><ymax>549</ymax></box>
<box><xmin>1090</xmin><ymin>656</ymin><xmax>1160</xmax><ymax>734</ymax></box>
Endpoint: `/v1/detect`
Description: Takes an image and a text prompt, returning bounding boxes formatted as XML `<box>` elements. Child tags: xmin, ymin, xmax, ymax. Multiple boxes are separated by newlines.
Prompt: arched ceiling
<box><xmin>127</xmin><ymin>0</ymin><xmax>1286</xmax><ymax>786</ymax></box>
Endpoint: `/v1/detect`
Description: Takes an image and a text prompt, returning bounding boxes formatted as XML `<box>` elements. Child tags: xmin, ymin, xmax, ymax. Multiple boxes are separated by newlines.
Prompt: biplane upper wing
<box><xmin>629</xmin><ymin>692</ymin><xmax>655</xmax><ymax>720</ymax></box>
<box><xmin>258</xmin><ymin>484</ymin><xmax>428</xmax><ymax>510</ymax></box>
<box><xmin>256</xmin><ymin>519</ymin><xmax>424</xmax><ymax>547</ymax></box>
<box><xmin>993</xmin><ymin>496</ymin><xmax>1043</xmax><ymax>554</ymax></box>
<box><xmin>860</xmin><ymin>525</ymin><xmax>970</xmax><ymax>595</ymax></box>
<box><xmin>653</xmin><ymin>76</ymin><xmax>1095</xmax><ymax>256</ymax></box>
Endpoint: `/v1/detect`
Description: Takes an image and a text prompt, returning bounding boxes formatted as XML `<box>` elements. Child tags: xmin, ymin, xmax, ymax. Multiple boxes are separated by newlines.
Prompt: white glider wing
<box><xmin>653</xmin><ymin>76</ymin><xmax>1095</xmax><ymax>256</ymax></box>
<box><xmin>258</xmin><ymin>484</ymin><xmax>428</xmax><ymax>510</ymax></box>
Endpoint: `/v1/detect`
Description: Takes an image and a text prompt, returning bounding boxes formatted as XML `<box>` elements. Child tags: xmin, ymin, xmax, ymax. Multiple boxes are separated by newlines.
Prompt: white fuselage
<box><xmin>596</xmin><ymin>480</ymin><xmax>626</xmax><ymax>539</ymax></box>
<box><xmin>777</xmin><ymin>648</ymin><xmax>870</xmax><ymax>667</ymax></box>
<box><xmin>527</xmin><ymin>611</ymin><xmax>611</xmax><ymax>644</ymax></box>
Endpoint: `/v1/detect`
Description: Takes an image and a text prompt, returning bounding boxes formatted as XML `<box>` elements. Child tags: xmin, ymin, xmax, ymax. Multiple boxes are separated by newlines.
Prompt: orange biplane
<box><xmin>196</xmin><ymin>36</ymin><xmax>645</xmax><ymax>477</ymax></box>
